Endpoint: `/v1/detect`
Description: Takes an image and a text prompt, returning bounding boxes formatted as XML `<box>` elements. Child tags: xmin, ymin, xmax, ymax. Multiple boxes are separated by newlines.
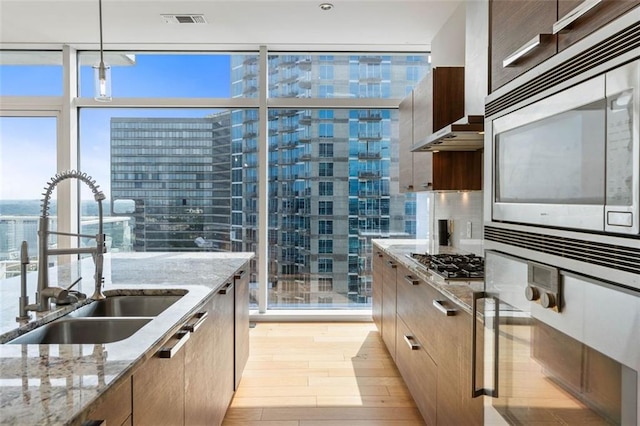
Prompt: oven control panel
<box><xmin>526</xmin><ymin>261</ymin><xmax>562</xmax><ymax>312</ymax></box>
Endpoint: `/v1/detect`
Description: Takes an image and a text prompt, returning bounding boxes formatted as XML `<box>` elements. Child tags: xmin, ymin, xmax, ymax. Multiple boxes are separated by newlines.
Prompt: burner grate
<box><xmin>410</xmin><ymin>253</ymin><xmax>484</xmax><ymax>280</ymax></box>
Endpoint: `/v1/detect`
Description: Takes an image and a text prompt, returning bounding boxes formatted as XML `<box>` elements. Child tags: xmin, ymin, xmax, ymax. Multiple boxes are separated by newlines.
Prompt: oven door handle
<box><xmin>472</xmin><ymin>291</ymin><xmax>499</xmax><ymax>398</ymax></box>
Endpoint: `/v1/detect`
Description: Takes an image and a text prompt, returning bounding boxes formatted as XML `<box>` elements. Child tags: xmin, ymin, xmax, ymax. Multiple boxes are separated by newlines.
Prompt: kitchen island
<box><xmin>0</xmin><ymin>251</ymin><xmax>253</xmax><ymax>425</ymax></box>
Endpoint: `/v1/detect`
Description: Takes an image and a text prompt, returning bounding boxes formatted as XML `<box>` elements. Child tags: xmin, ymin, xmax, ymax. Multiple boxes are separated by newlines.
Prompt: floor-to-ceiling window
<box><xmin>1</xmin><ymin>49</ymin><xmax>429</xmax><ymax>313</ymax></box>
<box><xmin>0</xmin><ymin>51</ymin><xmax>64</xmax><ymax>275</ymax></box>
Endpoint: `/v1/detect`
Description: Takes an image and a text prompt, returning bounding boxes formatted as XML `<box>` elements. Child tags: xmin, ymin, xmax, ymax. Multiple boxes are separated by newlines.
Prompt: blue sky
<box><xmin>1</xmin><ymin>54</ymin><xmax>232</xmax><ymax>200</ymax></box>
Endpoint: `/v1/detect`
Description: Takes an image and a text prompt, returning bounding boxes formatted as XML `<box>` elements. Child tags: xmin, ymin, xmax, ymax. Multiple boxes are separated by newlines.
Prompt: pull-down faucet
<box><xmin>18</xmin><ymin>170</ymin><xmax>107</xmax><ymax>318</ymax></box>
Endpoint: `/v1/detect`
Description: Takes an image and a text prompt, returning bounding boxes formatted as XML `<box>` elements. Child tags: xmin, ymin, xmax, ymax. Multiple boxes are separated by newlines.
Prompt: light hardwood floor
<box><xmin>222</xmin><ymin>322</ymin><xmax>426</xmax><ymax>426</ymax></box>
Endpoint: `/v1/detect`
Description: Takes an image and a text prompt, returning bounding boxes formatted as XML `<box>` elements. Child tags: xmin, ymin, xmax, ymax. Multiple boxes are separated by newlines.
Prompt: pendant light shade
<box><xmin>94</xmin><ymin>0</ymin><xmax>111</xmax><ymax>101</ymax></box>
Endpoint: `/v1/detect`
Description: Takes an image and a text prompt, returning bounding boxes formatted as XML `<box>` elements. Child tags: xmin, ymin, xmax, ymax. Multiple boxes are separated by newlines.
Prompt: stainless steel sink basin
<box><xmin>7</xmin><ymin>318</ymin><xmax>152</xmax><ymax>344</ymax></box>
<box><xmin>69</xmin><ymin>294</ymin><xmax>183</xmax><ymax>317</ymax></box>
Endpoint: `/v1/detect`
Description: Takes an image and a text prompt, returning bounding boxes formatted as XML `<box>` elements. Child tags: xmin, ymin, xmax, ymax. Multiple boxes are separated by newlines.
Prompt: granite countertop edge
<box><xmin>372</xmin><ymin>239</ymin><xmax>484</xmax><ymax>315</ymax></box>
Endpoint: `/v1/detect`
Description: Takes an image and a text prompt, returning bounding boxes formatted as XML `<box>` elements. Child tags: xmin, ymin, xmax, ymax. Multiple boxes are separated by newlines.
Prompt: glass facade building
<box><xmin>110</xmin><ymin>114</ymin><xmax>232</xmax><ymax>252</ymax></box>
<box><xmin>231</xmin><ymin>54</ymin><xmax>428</xmax><ymax>308</ymax></box>
<box><xmin>1</xmin><ymin>50</ymin><xmax>429</xmax><ymax>309</ymax></box>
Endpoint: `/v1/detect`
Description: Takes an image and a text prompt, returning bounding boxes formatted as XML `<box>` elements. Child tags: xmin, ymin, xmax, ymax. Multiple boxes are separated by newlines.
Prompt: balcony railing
<box><xmin>358</xmin><ymin>171</ymin><xmax>381</xmax><ymax>179</ymax></box>
<box><xmin>357</xmin><ymin>133</ymin><xmax>382</xmax><ymax>141</ymax></box>
<box><xmin>357</xmin><ymin>152</ymin><xmax>381</xmax><ymax>160</ymax></box>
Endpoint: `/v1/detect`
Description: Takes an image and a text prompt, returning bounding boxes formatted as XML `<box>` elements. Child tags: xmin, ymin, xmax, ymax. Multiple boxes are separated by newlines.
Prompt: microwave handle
<box><xmin>471</xmin><ymin>291</ymin><xmax>499</xmax><ymax>398</ymax></box>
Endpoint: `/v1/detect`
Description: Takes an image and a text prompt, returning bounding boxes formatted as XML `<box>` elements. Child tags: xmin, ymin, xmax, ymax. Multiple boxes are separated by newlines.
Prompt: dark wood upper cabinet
<box><xmin>432</xmin><ymin>151</ymin><xmax>483</xmax><ymax>191</ymax></box>
<box><xmin>489</xmin><ymin>0</ymin><xmax>640</xmax><ymax>93</ymax></box>
<box><xmin>412</xmin><ymin>67</ymin><xmax>464</xmax><ymax>148</ymax></box>
<box><xmin>490</xmin><ymin>0</ymin><xmax>558</xmax><ymax>92</ymax></box>
<box><xmin>556</xmin><ymin>0</ymin><xmax>640</xmax><ymax>51</ymax></box>
<box><xmin>399</xmin><ymin>67</ymin><xmax>480</xmax><ymax>192</ymax></box>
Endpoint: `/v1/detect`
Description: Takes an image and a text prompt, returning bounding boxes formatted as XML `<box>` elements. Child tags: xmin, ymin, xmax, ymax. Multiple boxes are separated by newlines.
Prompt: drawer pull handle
<box><xmin>183</xmin><ymin>311</ymin><xmax>208</xmax><ymax>333</ymax></box>
<box><xmin>503</xmin><ymin>34</ymin><xmax>552</xmax><ymax>68</ymax></box>
<box><xmin>386</xmin><ymin>260</ymin><xmax>397</xmax><ymax>269</ymax></box>
<box><xmin>553</xmin><ymin>0</ymin><xmax>602</xmax><ymax>34</ymax></box>
<box><xmin>404</xmin><ymin>275</ymin><xmax>420</xmax><ymax>286</ymax></box>
<box><xmin>234</xmin><ymin>269</ymin><xmax>247</xmax><ymax>280</ymax></box>
<box><xmin>158</xmin><ymin>330</ymin><xmax>190</xmax><ymax>358</ymax></box>
<box><xmin>219</xmin><ymin>281</ymin><xmax>234</xmax><ymax>295</ymax></box>
<box><xmin>433</xmin><ymin>299</ymin><xmax>456</xmax><ymax>316</ymax></box>
<box><xmin>403</xmin><ymin>335</ymin><xmax>421</xmax><ymax>350</ymax></box>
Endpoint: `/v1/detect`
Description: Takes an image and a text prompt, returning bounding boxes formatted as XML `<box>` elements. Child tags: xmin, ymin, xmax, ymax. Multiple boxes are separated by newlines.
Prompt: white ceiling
<box><xmin>0</xmin><ymin>0</ymin><xmax>463</xmax><ymax>52</ymax></box>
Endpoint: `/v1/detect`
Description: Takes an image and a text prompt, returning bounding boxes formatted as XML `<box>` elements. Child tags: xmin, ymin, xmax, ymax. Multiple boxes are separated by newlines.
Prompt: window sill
<box><xmin>249</xmin><ymin>309</ymin><xmax>372</xmax><ymax>322</ymax></box>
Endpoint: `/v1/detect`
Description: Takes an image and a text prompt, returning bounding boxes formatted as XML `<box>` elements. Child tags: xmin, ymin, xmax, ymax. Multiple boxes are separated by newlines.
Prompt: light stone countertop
<box><xmin>372</xmin><ymin>239</ymin><xmax>484</xmax><ymax>314</ymax></box>
<box><xmin>0</xmin><ymin>251</ymin><xmax>254</xmax><ymax>426</ymax></box>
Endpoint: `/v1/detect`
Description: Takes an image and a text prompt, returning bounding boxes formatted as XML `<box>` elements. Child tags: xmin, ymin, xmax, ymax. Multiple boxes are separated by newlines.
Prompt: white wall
<box><xmin>431</xmin><ymin>191</ymin><xmax>483</xmax><ymax>255</ymax></box>
<box><xmin>430</xmin><ymin>2</ymin><xmax>465</xmax><ymax>67</ymax></box>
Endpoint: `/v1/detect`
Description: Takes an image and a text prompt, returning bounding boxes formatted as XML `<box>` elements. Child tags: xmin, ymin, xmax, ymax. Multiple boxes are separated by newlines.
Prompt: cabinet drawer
<box><xmin>395</xmin><ymin>264</ymin><xmax>440</xmax><ymax>358</ymax></box>
<box><xmin>395</xmin><ymin>316</ymin><xmax>437</xmax><ymax>426</ymax></box>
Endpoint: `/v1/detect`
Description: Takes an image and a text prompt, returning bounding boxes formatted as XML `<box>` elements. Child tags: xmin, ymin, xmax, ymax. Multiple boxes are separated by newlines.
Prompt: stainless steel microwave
<box><xmin>488</xmin><ymin>59</ymin><xmax>639</xmax><ymax>235</ymax></box>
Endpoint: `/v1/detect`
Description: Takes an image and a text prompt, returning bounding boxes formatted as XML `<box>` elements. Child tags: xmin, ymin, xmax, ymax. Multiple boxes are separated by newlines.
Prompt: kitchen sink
<box><xmin>7</xmin><ymin>317</ymin><xmax>152</xmax><ymax>344</ymax></box>
<box><xmin>69</xmin><ymin>294</ymin><xmax>183</xmax><ymax>317</ymax></box>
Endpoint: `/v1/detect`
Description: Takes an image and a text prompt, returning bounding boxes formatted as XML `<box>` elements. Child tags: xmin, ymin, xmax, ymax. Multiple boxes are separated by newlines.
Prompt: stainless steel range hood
<box><xmin>412</xmin><ymin>1</ymin><xmax>488</xmax><ymax>153</ymax></box>
<box><xmin>411</xmin><ymin>115</ymin><xmax>484</xmax><ymax>152</ymax></box>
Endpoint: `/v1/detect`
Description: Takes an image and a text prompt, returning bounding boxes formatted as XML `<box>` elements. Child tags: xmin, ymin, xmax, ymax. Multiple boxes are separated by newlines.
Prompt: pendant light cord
<box><xmin>98</xmin><ymin>0</ymin><xmax>105</xmax><ymax>67</ymax></box>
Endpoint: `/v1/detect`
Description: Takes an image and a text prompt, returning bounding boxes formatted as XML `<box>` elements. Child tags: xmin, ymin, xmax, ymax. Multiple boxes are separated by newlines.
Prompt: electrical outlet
<box><xmin>466</xmin><ymin>221</ymin><xmax>472</xmax><ymax>238</ymax></box>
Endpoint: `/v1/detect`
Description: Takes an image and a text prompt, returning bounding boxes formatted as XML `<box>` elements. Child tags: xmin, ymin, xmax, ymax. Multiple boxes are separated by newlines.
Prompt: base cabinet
<box><xmin>234</xmin><ymin>269</ymin><xmax>250</xmax><ymax>390</ymax></box>
<box><xmin>82</xmin><ymin>376</ymin><xmax>132</xmax><ymax>426</ymax></box>
<box><xmin>381</xmin><ymin>257</ymin><xmax>398</xmax><ymax>360</ymax></box>
<box><xmin>432</xmin><ymin>295</ymin><xmax>483</xmax><ymax>426</ymax></box>
<box><xmin>184</xmin><ymin>280</ymin><xmax>234</xmax><ymax>426</ymax></box>
<box><xmin>207</xmin><ymin>281</ymin><xmax>236</xmax><ymax>425</ymax></box>
<box><xmin>372</xmin><ymin>250</ymin><xmax>385</xmax><ymax>331</ymax></box>
<box><xmin>396</xmin><ymin>316</ymin><xmax>437</xmax><ymax>426</ymax></box>
<box><xmin>373</xmin><ymin>245</ymin><xmax>483</xmax><ymax>425</ymax></box>
<box><xmin>133</xmin><ymin>332</ymin><xmax>186</xmax><ymax>426</ymax></box>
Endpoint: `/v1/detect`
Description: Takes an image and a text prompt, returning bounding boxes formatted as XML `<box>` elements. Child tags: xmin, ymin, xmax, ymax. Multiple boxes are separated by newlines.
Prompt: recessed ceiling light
<box><xmin>319</xmin><ymin>3</ymin><xmax>334</xmax><ymax>11</ymax></box>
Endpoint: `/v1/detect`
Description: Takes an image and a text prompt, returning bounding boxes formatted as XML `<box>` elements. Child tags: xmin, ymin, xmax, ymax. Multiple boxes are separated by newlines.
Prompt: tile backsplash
<box><xmin>431</xmin><ymin>191</ymin><xmax>483</xmax><ymax>254</ymax></box>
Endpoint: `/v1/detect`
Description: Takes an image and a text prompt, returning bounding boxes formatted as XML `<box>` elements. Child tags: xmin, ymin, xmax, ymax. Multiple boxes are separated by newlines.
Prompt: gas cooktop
<box><xmin>409</xmin><ymin>252</ymin><xmax>484</xmax><ymax>281</ymax></box>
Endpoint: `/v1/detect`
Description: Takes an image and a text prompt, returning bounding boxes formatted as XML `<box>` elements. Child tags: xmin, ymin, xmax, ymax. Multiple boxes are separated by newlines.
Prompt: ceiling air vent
<box><xmin>161</xmin><ymin>14</ymin><xmax>207</xmax><ymax>24</ymax></box>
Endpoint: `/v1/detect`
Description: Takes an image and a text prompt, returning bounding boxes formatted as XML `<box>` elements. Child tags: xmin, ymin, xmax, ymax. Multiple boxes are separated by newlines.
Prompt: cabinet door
<box><xmin>133</xmin><ymin>332</ymin><xmax>187</xmax><ymax>426</ymax></box>
<box><xmin>381</xmin><ymin>257</ymin><xmax>397</xmax><ymax>360</ymax></box>
<box><xmin>557</xmin><ymin>0</ymin><xmax>640</xmax><ymax>51</ymax></box>
<box><xmin>432</xmin><ymin>151</ymin><xmax>482</xmax><ymax>191</ymax></box>
<box><xmin>395</xmin><ymin>316</ymin><xmax>437</xmax><ymax>426</ymax></box>
<box><xmin>82</xmin><ymin>376</ymin><xmax>132</xmax><ymax>426</ymax></box>
<box><xmin>211</xmin><ymin>281</ymin><xmax>236</xmax><ymax>425</ymax></box>
<box><xmin>372</xmin><ymin>248</ymin><xmax>384</xmax><ymax>332</ymax></box>
<box><xmin>490</xmin><ymin>0</ymin><xmax>557</xmax><ymax>92</ymax></box>
<box><xmin>412</xmin><ymin>74</ymin><xmax>435</xmax><ymax>190</ymax></box>
<box><xmin>432</xmin><ymin>296</ymin><xmax>483</xmax><ymax>426</ymax></box>
<box><xmin>184</xmin><ymin>300</ymin><xmax>217</xmax><ymax>426</ymax></box>
<box><xmin>234</xmin><ymin>267</ymin><xmax>250</xmax><ymax>390</ymax></box>
<box><xmin>399</xmin><ymin>92</ymin><xmax>415</xmax><ymax>192</ymax></box>
<box><xmin>395</xmin><ymin>265</ymin><xmax>439</xmax><ymax>359</ymax></box>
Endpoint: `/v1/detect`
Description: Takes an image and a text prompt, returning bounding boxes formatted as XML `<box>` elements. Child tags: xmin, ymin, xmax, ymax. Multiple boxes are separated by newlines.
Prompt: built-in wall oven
<box><xmin>490</xmin><ymin>59</ymin><xmax>639</xmax><ymax>235</ymax></box>
<box><xmin>480</xmin><ymin>8</ymin><xmax>640</xmax><ymax>425</ymax></box>
<box><xmin>473</xmin><ymin>251</ymin><xmax>639</xmax><ymax>425</ymax></box>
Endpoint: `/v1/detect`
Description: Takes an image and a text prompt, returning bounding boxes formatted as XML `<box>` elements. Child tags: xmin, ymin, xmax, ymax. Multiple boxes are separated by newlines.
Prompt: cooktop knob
<box><xmin>541</xmin><ymin>292</ymin><xmax>556</xmax><ymax>309</ymax></box>
<box><xmin>525</xmin><ymin>285</ymin><xmax>539</xmax><ymax>301</ymax></box>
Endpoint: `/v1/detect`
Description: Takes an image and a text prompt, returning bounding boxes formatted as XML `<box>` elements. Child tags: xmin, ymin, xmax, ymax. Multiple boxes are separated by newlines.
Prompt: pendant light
<box><xmin>93</xmin><ymin>0</ymin><xmax>111</xmax><ymax>101</ymax></box>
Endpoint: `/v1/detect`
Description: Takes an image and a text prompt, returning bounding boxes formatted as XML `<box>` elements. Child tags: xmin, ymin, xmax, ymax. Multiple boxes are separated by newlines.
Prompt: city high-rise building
<box><xmin>110</xmin><ymin>113</ymin><xmax>232</xmax><ymax>252</ymax></box>
<box><xmin>230</xmin><ymin>54</ymin><xmax>428</xmax><ymax>308</ymax></box>
<box><xmin>108</xmin><ymin>54</ymin><xmax>427</xmax><ymax>307</ymax></box>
